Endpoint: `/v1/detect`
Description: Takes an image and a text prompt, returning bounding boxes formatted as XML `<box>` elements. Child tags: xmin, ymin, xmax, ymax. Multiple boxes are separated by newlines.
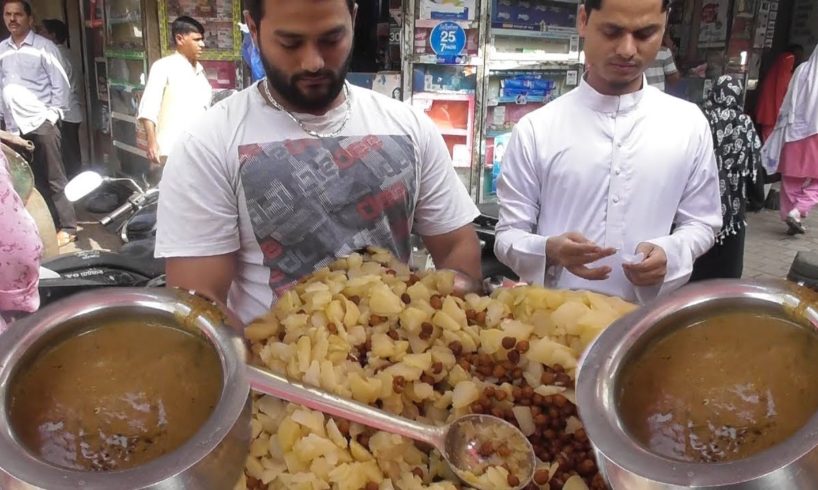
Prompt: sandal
<box><xmin>786</xmin><ymin>216</ymin><xmax>806</xmax><ymax>235</ymax></box>
<box><xmin>57</xmin><ymin>231</ymin><xmax>77</xmax><ymax>247</ymax></box>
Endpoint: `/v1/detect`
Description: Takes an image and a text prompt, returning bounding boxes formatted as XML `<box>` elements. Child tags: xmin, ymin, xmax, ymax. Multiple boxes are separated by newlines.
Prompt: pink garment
<box><xmin>779</xmin><ymin>133</ymin><xmax>818</xmax><ymax>179</ymax></box>
<box><xmin>0</xmin><ymin>154</ymin><xmax>42</xmax><ymax>330</ymax></box>
<box><xmin>779</xmin><ymin>176</ymin><xmax>818</xmax><ymax>220</ymax></box>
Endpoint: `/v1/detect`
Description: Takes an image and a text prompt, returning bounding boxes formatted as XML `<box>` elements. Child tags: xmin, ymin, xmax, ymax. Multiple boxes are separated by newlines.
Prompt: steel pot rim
<box><xmin>0</xmin><ymin>288</ymin><xmax>249</xmax><ymax>489</ymax></box>
<box><xmin>577</xmin><ymin>279</ymin><xmax>818</xmax><ymax>487</ymax></box>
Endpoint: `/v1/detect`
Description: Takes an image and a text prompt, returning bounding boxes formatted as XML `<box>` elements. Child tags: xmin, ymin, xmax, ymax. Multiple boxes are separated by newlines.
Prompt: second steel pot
<box><xmin>577</xmin><ymin>279</ymin><xmax>818</xmax><ymax>489</ymax></box>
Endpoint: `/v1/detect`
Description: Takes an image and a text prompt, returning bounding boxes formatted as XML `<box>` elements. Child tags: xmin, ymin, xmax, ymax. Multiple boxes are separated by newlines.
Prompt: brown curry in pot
<box><xmin>619</xmin><ymin>312</ymin><xmax>818</xmax><ymax>463</ymax></box>
<box><xmin>9</xmin><ymin>321</ymin><xmax>222</xmax><ymax>471</ymax></box>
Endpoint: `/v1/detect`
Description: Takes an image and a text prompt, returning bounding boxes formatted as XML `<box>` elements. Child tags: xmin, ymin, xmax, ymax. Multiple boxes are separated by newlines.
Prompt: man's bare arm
<box><xmin>666</xmin><ymin>71</ymin><xmax>682</xmax><ymax>88</ymax></box>
<box><xmin>165</xmin><ymin>254</ymin><xmax>240</xmax><ymax>327</ymax></box>
<box><xmin>140</xmin><ymin>118</ymin><xmax>161</xmax><ymax>164</ymax></box>
<box><xmin>422</xmin><ymin>224</ymin><xmax>482</xmax><ymax>282</ymax></box>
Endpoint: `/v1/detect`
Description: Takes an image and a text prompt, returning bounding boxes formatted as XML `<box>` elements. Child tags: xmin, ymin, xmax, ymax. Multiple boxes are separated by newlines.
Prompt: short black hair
<box><xmin>787</xmin><ymin>44</ymin><xmax>804</xmax><ymax>54</ymax></box>
<box><xmin>245</xmin><ymin>0</ymin><xmax>355</xmax><ymax>29</ymax></box>
<box><xmin>171</xmin><ymin>15</ymin><xmax>205</xmax><ymax>44</ymax></box>
<box><xmin>2</xmin><ymin>0</ymin><xmax>32</xmax><ymax>16</ymax></box>
<box><xmin>41</xmin><ymin>18</ymin><xmax>68</xmax><ymax>44</ymax></box>
<box><xmin>584</xmin><ymin>0</ymin><xmax>670</xmax><ymax>13</ymax></box>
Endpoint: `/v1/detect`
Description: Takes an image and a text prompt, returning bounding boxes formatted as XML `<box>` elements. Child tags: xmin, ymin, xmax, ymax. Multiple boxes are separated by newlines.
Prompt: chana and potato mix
<box><xmin>236</xmin><ymin>248</ymin><xmax>635</xmax><ymax>490</ymax></box>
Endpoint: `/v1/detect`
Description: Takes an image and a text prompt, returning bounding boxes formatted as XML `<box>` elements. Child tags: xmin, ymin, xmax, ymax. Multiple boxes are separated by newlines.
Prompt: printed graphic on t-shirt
<box><xmin>238</xmin><ymin>135</ymin><xmax>417</xmax><ymax>298</ymax></box>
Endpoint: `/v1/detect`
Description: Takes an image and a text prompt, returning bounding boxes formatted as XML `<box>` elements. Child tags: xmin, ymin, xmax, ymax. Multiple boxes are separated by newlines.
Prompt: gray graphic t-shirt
<box><xmin>157</xmin><ymin>84</ymin><xmax>478</xmax><ymax>324</ymax></box>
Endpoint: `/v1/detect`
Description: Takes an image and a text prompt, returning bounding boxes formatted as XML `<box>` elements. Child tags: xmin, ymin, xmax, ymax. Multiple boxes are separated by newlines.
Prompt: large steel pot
<box><xmin>0</xmin><ymin>288</ymin><xmax>251</xmax><ymax>489</ymax></box>
<box><xmin>577</xmin><ymin>279</ymin><xmax>818</xmax><ymax>489</ymax></box>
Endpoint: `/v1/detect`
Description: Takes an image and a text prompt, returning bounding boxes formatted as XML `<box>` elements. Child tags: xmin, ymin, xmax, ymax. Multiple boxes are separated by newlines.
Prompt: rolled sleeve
<box><xmin>494</xmin><ymin>119</ymin><xmax>549</xmax><ymax>285</ymax></box>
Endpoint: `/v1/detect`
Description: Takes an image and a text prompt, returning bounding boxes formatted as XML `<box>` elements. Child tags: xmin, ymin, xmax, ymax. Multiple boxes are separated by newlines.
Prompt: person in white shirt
<box><xmin>137</xmin><ymin>15</ymin><xmax>211</xmax><ymax>167</ymax></box>
<box><xmin>155</xmin><ymin>0</ymin><xmax>481</xmax><ymax>326</ymax></box>
<box><xmin>0</xmin><ymin>0</ymin><xmax>76</xmax><ymax>246</ymax></box>
<box><xmin>41</xmin><ymin>18</ymin><xmax>84</xmax><ymax>179</ymax></box>
<box><xmin>495</xmin><ymin>0</ymin><xmax>722</xmax><ymax>303</ymax></box>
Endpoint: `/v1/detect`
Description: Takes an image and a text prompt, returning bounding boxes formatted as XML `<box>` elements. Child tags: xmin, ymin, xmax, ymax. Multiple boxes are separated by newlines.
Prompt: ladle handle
<box><xmin>246</xmin><ymin>365</ymin><xmax>441</xmax><ymax>447</ymax></box>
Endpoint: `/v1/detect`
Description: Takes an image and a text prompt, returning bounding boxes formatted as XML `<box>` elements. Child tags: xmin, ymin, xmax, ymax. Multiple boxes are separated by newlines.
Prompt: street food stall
<box><xmin>1</xmin><ymin>249</ymin><xmax>818</xmax><ymax>489</ymax></box>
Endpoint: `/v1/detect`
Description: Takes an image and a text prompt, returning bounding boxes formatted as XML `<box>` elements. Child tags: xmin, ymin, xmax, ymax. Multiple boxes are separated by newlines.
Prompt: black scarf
<box><xmin>702</xmin><ymin>75</ymin><xmax>761</xmax><ymax>242</ymax></box>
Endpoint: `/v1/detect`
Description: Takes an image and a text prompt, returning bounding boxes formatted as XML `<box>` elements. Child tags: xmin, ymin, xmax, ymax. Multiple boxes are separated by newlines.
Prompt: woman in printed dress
<box><xmin>0</xmin><ymin>150</ymin><xmax>42</xmax><ymax>330</ymax></box>
<box><xmin>691</xmin><ymin>75</ymin><xmax>761</xmax><ymax>280</ymax></box>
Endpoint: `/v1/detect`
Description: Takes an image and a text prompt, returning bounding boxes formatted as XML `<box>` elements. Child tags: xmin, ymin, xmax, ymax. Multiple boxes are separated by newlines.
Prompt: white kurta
<box><xmin>494</xmin><ymin>78</ymin><xmax>722</xmax><ymax>303</ymax></box>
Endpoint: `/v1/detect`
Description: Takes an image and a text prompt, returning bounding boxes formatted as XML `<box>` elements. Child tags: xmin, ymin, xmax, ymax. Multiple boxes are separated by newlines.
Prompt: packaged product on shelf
<box><xmin>373</xmin><ymin>73</ymin><xmax>403</xmax><ymax>100</ymax></box>
<box><xmin>420</xmin><ymin>0</ymin><xmax>477</xmax><ymax>21</ymax></box>
<box><xmin>492</xmin><ymin>0</ymin><xmax>577</xmax><ymax>31</ymax></box>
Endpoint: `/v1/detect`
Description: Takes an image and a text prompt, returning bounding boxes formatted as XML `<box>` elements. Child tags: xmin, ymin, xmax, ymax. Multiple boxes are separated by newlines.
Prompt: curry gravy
<box><xmin>9</xmin><ymin>321</ymin><xmax>222</xmax><ymax>471</ymax></box>
<box><xmin>619</xmin><ymin>312</ymin><xmax>818</xmax><ymax>463</ymax></box>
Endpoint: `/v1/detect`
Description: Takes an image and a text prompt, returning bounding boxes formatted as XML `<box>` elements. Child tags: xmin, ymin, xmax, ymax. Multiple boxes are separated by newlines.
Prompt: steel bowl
<box><xmin>0</xmin><ymin>288</ymin><xmax>251</xmax><ymax>490</ymax></box>
<box><xmin>577</xmin><ymin>279</ymin><xmax>818</xmax><ymax>489</ymax></box>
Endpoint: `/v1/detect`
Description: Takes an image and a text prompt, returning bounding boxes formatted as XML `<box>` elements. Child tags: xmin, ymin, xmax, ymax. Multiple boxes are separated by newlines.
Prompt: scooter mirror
<box><xmin>65</xmin><ymin>171</ymin><xmax>104</xmax><ymax>202</ymax></box>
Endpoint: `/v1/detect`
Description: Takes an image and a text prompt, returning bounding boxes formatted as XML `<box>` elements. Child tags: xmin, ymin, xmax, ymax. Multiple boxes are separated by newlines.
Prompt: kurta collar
<box><xmin>577</xmin><ymin>74</ymin><xmax>647</xmax><ymax>114</ymax></box>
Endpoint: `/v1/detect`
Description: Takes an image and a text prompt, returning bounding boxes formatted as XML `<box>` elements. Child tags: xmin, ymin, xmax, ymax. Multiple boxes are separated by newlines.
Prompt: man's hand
<box><xmin>546</xmin><ymin>232</ymin><xmax>616</xmax><ymax>281</ymax></box>
<box><xmin>623</xmin><ymin>243</ymin><xmax>668</xmax><ymax>287</ymax></box>
<box><xmin>147</xmin><ymin>142</ymin><xmax>162</xmax><ymax>166</ymax></box>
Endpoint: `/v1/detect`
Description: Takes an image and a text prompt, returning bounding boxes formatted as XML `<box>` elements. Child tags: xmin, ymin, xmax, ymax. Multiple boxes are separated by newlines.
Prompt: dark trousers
<box><xmin>60</xmin><ymin>121</ymin><xmax>81</xmax><ymax>179</ymax></box>
<box><xmin>24</xmin><ymin>121</ymin><xmax>77</xmax><ymax>232</ymax></box>
<box><xmin>690</xmin><ymin>226</ymin><xmax>746</xmax><ymax>281</ymax></box>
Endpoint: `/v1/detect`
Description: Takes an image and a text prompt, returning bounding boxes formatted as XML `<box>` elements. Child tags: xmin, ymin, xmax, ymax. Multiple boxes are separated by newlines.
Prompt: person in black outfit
<box><xmin>691</xmin><ymin>75</ymin><xmax>762</xmax><ymax>281</ymax></box>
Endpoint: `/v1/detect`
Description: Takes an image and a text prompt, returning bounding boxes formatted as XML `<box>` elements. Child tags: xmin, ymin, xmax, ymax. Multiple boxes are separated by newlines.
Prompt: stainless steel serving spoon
<box><xmin>247</xmin><ymin>366</ymin><xmax>536</xmax><ymax>490</ymax></box>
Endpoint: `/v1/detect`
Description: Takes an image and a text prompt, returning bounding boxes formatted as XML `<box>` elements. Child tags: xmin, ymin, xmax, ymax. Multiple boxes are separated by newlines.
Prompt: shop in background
<box><xmin>665</xmin><ymin>0</ymin><xmax>779</xmax><ymax>105</ymax></box>
<box><xmin>398</xmin><ymin>0</ymin><xmax>582</xmax><ymax>205</ymax></box>
<box><xmin>80</xmin><ymin>0</ymin><xmax>245</xmax><ymax>179</ymax></box>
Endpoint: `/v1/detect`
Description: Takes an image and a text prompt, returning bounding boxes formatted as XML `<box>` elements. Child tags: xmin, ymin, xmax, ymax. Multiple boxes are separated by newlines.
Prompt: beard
<box><xmin>260</xmin><ymin>46</ymin><xmax>353</xmax><ymax>113</ymax></box>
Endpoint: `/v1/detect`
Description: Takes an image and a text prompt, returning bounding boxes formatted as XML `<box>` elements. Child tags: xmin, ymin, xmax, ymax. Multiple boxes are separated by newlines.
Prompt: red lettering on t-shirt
<box><xmin>355</xmin><ymin>183</ymin><xmax>408</xmax><ymax>221</ymax></box>
<box><xmin>259</xmin><ymin>238</ymin><xmax>284</xmax><ymax>260</ymax></box>
<box><xmin>273</xmin><ymin>281</ymin><xmax>296</xmax><ymax>298</ymax></box>
<box><xmin>284</xmin><ymin>139</ymin><xmax>319</xmax><ymax>156</ymax></box>
<box><xmin>333</xmin><ymin>147</ymin><xmax>356</xmax><ymax>170</ymax></box>
<box><xmin>238</xmin><ymin>144</ymin><xmax>263</xmax><ymax>166</ymax></box>
<box><xmin>269</xmin><ymin>269</ymin><xmax>287</xmax><ymax>286</ymax></box>
<box><xmin>356</xmin><ymin>194</ymin><xmax>383</xmax><ymax>221</ymax></box>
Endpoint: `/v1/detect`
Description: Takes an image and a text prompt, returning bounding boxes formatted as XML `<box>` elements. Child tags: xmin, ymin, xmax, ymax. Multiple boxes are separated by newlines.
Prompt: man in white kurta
<box><xmin>494</xmin><ymin>0</ymin><xmax>722</xmax><ymax>303</ymax></box>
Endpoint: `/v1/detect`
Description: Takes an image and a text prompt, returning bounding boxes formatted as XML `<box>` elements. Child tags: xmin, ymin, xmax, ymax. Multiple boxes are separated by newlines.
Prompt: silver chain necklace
<box><xmin>262</xmin><ymin>79</ymin><xmax>352</xmax><ymax>138</ymax></box>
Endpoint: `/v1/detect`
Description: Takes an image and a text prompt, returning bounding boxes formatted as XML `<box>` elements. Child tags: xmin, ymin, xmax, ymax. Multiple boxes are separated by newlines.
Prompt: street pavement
<box><xmin>743</xmin><ymin>207</ymin><xmax>818</xmax><ymax>281</ymax></box>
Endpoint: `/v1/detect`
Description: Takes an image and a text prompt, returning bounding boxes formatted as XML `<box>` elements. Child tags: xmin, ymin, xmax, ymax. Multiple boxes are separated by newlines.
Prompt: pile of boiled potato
<box><xmin>236</xmin><ymin>248</ymin><xmax>635</xmax><ymax>490</ymax></box>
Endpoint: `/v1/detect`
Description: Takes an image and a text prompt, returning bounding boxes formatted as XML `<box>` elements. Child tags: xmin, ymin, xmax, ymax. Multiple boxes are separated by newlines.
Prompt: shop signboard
<box><xmin>430</xmin><ymin>21</ymin><xmax>467</xmax><ymax>64</ymax></box>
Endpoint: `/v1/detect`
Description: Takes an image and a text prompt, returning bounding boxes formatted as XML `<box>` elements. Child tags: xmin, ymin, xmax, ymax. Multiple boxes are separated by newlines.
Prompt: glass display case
<box><xmin>402</xmin><ymin>0</ymin><xmax>582</xmax><ymax>203</ymax></box>
<box><xmin>105</xmin><ymin>0</ymin><xmax>144</xmax><ymax>51</ymax></box>
<box><xmin>104</xmin><ymin>0</ymin><xmax>150</xmax><ymax>176</ymax></box>
<box><xmin>403</xmin><ymin>0</ymin><xmax>485</xmax><ymax>192</ymax></box>
<box><xmin>479</xmin><ymin>0</ymin><xmax>582</xmax><ymax>203</ymax></box>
